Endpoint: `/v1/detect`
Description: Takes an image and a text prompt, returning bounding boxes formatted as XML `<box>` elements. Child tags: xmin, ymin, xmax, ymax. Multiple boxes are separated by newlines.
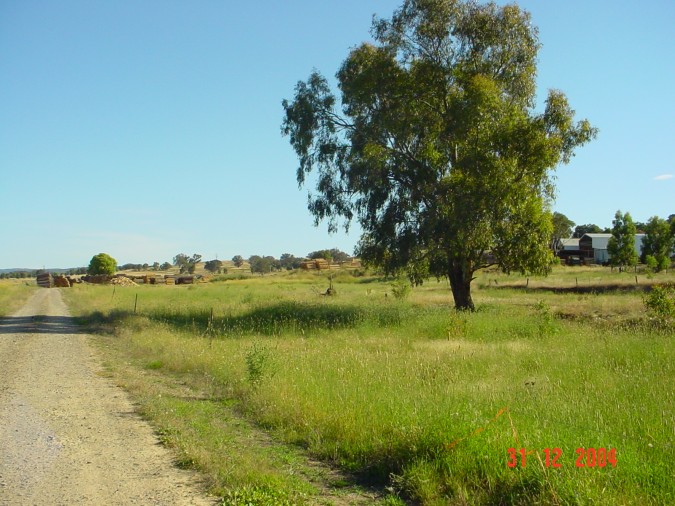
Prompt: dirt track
<box><xmin>0</xmin><ymin>289</ymin><xmax>216</xmax><ymax>505</ymax></box>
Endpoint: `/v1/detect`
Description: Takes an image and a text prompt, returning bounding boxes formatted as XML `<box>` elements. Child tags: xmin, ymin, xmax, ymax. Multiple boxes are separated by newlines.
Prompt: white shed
<box><xmin>560</xmin><ymin>238</ymin><xmax>580</xmax><ymax>250</ymax></box>
<box><xmin>579</xmin><ymin>233</ymin><xmax>645</xmax><ymax>264</ymax></box>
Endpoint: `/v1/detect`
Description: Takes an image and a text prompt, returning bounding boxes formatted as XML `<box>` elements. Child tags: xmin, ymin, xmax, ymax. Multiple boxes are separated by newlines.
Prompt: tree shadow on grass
<box><xmin>149</xmin><ymin>302</ymin><xmax>370</xmax><ymax>336</ymax></box>
<box><xmin>480</xmin><ymin>476</ymin><xmax>549</xmax><ymax>506</ymax></box>
<box><xmin>489</xmin><ymin>283</ymin><xmax>656</xmax><ymax>295</ymax></box>
<box><xmin>79</xmin><ymin>300</ymin><xmax>418</xmax><ymax>338</ymax></box>
<box><xmin>0</xmin><ymin>315</ymin><xmax>87</xmax><ymax>335</ymax></box>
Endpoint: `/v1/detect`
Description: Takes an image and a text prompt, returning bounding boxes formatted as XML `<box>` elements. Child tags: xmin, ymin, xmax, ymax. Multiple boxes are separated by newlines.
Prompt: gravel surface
<box><xmin>0</xmin><ymin>289</ymin><xmax>217</xmax><ymax>505</ymax></box>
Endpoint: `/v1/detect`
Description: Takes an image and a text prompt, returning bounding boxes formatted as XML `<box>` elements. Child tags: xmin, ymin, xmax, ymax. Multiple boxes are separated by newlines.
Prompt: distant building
<box><xmin>578</xmin><ymin>233</ymin><xmax>645</xmax><ymax>264</ymax></box>
<box><xmin>559</xmin><ymin>238</ymin><xmax>580</xmax><ymax>251</ymax></box>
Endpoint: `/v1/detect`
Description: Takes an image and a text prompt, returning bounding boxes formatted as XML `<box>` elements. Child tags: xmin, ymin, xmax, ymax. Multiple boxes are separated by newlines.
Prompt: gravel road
<box><xmin>0</xmin><ymin>289</ymin><xmax>216</xmax><ymax>505</ymax></box>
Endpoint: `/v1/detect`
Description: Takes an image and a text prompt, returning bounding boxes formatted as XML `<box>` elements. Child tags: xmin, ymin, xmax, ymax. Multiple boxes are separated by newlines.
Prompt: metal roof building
<box><xmin>579</xmin><ymin>233</ymin><xmax>645</xmax><ymax>264</ymax></box>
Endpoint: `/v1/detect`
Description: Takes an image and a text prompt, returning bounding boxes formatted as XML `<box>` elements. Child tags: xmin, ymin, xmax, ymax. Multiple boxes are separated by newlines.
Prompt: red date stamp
<box><xmin>508</xmin><ymin>447</ymin><xmax>617</xmax><ymax>468</ymax></box>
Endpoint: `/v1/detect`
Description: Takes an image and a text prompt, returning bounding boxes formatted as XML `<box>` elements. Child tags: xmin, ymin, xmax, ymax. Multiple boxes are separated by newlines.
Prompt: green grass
<box><xmin>64</xmin><ymin>268</ymin><xmax>675</xmax><ymax>505</ymax></box>
<box><xmin>0</xmin><ymin>279</ymin><xmax>38</xmax><ymax>316</ymax></box>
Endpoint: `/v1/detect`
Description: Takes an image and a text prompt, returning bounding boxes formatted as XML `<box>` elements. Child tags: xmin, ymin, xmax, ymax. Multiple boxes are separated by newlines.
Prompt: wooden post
<box><xmin>208</xmin><ymin>307</ymin><xmax>214</xmax><ymax>347</ymax></box>
<box><xmin>134</xmin><ymin>293</ymin><xmax>138</xmax><ymax>314</ymax></box>
<box><xmin>635</xmin><ymin>276</ymin><xmax>638</xmax><ymax>284</ymax></box>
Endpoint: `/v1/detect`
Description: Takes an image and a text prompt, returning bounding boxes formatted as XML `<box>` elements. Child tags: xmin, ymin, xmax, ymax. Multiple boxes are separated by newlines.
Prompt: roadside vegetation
<box><xmin>0</xmin><ymin>279</ymin><xmax>38</xmax><ymax>316</ymax></box>
<box><xmin>63</xmin><ymin>266</ymin><xmax>674</xmax><ymax>505</ymax></box>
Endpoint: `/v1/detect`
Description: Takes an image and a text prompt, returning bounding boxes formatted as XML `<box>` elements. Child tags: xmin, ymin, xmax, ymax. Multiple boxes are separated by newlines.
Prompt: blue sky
<box><xmin>1</xmin><ymin>1</ymin><xmax>673</xmax><ymax>269</ymax></box>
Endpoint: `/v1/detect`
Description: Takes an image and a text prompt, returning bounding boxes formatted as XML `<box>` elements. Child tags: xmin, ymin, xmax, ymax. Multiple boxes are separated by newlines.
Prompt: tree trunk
<box><xmin>447</xmin><ymin>262</ymin><xmax>475</xmax><ymax>311</ymax></box>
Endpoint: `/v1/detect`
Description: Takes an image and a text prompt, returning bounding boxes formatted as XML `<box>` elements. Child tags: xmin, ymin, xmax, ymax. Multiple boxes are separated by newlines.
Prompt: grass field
<box><xmin>62</xmin><ymin>267</ymin><xmax>674</xmax><ymax>505</ymax></box>
<box><xmin>0</xmin><ymin>279</ymin><xmax>37</xmax><ymax>316</ymax></box>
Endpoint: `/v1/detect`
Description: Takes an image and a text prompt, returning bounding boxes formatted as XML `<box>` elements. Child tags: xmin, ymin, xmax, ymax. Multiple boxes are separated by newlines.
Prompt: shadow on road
<box><xmin>0</xmin><ymin>315</ymin><xmax>86</xmax><ymax>335</ymax></box>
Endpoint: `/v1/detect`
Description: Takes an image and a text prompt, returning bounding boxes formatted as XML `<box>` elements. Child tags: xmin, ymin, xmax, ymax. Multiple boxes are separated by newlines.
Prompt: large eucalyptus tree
<box><xmin>282</xmin><ymin>0</ymin><xmax>596</xmax><ymax>310</ymax></box>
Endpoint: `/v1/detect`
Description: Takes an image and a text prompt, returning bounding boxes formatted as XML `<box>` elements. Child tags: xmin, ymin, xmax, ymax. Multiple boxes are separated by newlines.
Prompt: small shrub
<box><xmin>245</xmin><ymin>342</ymin><xmax>276</xmax><ymax>386</ymax></box>
<box><xmin>391</xmin><ymin>279</ymin><xmax>412</xmax><ymax>299</ymax></box>
<box><xmin>644</xmin><ymin>285</ymin><xmax>675</xmax><ymax>326</ymax></box>
<box><xmin>645</xmin><ymin>255</ymin><xmax>658</xmax><ymax>272</ymax></box>
<box><xmin>533</xmin><ymin>300</ymin><xmax>560</xmax><ymax>336</ymax></box>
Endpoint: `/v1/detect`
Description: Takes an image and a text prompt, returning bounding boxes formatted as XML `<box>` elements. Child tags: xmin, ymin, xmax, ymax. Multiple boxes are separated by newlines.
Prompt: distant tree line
<box><xmin>165</xmin><ymin>249</ymin><xmax>354</xmax><ymax>277</ymax></box>
<box><xmin>118</xmin><ymin>261</ymin><xmax>172</xmax><ymax>271</ymax></box>
<box><xmin>0</xmin><ymin>267</ymin><xmax>88</xmax><ymax>279</ymax></box>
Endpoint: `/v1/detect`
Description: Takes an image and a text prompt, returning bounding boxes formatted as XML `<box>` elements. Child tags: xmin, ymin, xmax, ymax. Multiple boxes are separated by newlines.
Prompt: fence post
<box><xmin>208</xmin><ymin>307</ymin><xmax>214</xmax><ymax>347</ymax></box>
<box><xmin>134</xmin><ymin>293</ymin><xmax>138</xmax><ymax>314</ymax></box>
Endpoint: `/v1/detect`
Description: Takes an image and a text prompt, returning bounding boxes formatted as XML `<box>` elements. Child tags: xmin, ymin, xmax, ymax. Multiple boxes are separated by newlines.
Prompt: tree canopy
<box><xmin>551</xmin><ymin>212</ymin><xmax>575</xmax><ymax>252</ymax></box>
<box><xmin>88</xmin><ymin>253</ymin><xmax>117</xmax><ymax>276</ymax></box>
<box><xmin>573</xmin><ymin>224</ymin><xmax>603</xmax><ymax>238</ymax></box>
<box><xmin>249</xmin><ymin>255</ymin><xmax>275</xmax><ymax>275</ymax></box>
<box><xmin>279</xmin><ymin>253</ymin><xmax>302</xmax><ymax>270</ymax></box>
<box><xmin>307</xmin><ymin>248</ymin><xmax>351</xmax><ymax>263</ymax></box>
<box><xmin>174</xmin><ymin>253</ymin><xmax>202</xmax><ymax>274</ymax></box>
<box><xmin>204</xmin><ymin>259</ymin><xmax>223</xmax><ymax>274</ymax></box>
<box><xmin>641</xmin><ymin>216</ymin><xmax>673</xmax><ymax>271</ymax></box>
<box><xmin>282</xmin><ymin>0</ymin><xmax>596</xmax><ymax>309</ymax></box>
<box><xmin>607</xmin><ymin>210</ymin><xmax>637</xmax><ymax>271</ymax></box>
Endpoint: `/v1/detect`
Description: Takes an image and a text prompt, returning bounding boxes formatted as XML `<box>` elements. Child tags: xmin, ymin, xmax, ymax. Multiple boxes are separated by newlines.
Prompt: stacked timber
<box><xmin>53</xmin><ymin>275</ymin><xmax>71</xmax><ymax>288</ymax></box>
<box><xmin>36</xmin><ymin>272</ymin><xmax>53</xmax><ymax>288</ymax></box>
<box><xmin>82</xmin><ymin>274</ymin><xmax>112</xmax><ymax>284</ymax></box>
<box><xmin>315</xmin><ymin>259</ymin><xmax>330</xmax><ymax>270</ymax></box>
<box><xmin>110</xmin><ymin>276</ymin><xmax>137</xmax><ymax>286</ymax></box>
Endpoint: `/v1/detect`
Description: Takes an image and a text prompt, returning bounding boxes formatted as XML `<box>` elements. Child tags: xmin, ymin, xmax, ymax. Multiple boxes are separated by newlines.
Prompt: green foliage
<box><xmin>641</xmin><ymin>216</ymin><xmax>674</xmax><ymax>271</ymax></box>
<box><xmin>279</xmin><ymin>253</ymin><xmax>302</xmax><ymax>270</ymax></box>
<box><xmin>608</xmin><ymin>210</ymin><xmax>638</xmax><ymax>271</ymax></box>
<box><xmin>532</xmin><ymin>299</ymin><xmax>560</xmax><ymax>336</ymax></box>
<box><xmin>146</xmin><ymin>360</ymin><xmax>163</xmax><ymax>370</ymax></box>
<box><xmin>551</xmin><ymin>212</ymin><xmax>575</xmax><ymax>252</ymax></box>
<box><xmin>204</xmin><ymin>259</ymin><xmax>223</xmax><ymax>273</ymax></box>
<box><xmin>245</xmin><ymin>342</ymin><xmax>276</xmax><ymax>386</ymax></box>
<box><xmin>282</xmin><ymin>0</ymin><xmax>596</xmax><ymax>310</ymax></box>
<box><xmin>232</xmin><ymin>255</ymin><xmax>245</xmax><ymax>268</ymax></box>
<box><xmin>645</xmin><ymin>255</ymin><xmax>658</xmax><ymax>272</ymax></box>
<box><xmin>307</xmin><ymin>248</ymin><xmax>350</xmax><ymax>263</ymax></box>
<box><xmin>174</xmin><ymin>253</ymin><xmax>202</xmax><ymax>274</ymax></box>
<box><xmin>573</xmin><ymin>223</ymin><xmax>603</xmax><ymax>238</ymax></box>
<box><xmin>87</xmin><ymin>252</ymin><xmax>117</xmax><ymax>275</ymax></box>
<box><xmin>249</xmin><ymin>255</ymin><xmax>276</xmax><ymax>275</ymax></box>
<box><xmin>644</xmin><ymin>285</ymin><xmax>675</xmax><ymax>326</ymax></box>
<box><xmin>390</xmin><ymin>278</ymin><xmax>412</xmax><ymax>299</ymax></box>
